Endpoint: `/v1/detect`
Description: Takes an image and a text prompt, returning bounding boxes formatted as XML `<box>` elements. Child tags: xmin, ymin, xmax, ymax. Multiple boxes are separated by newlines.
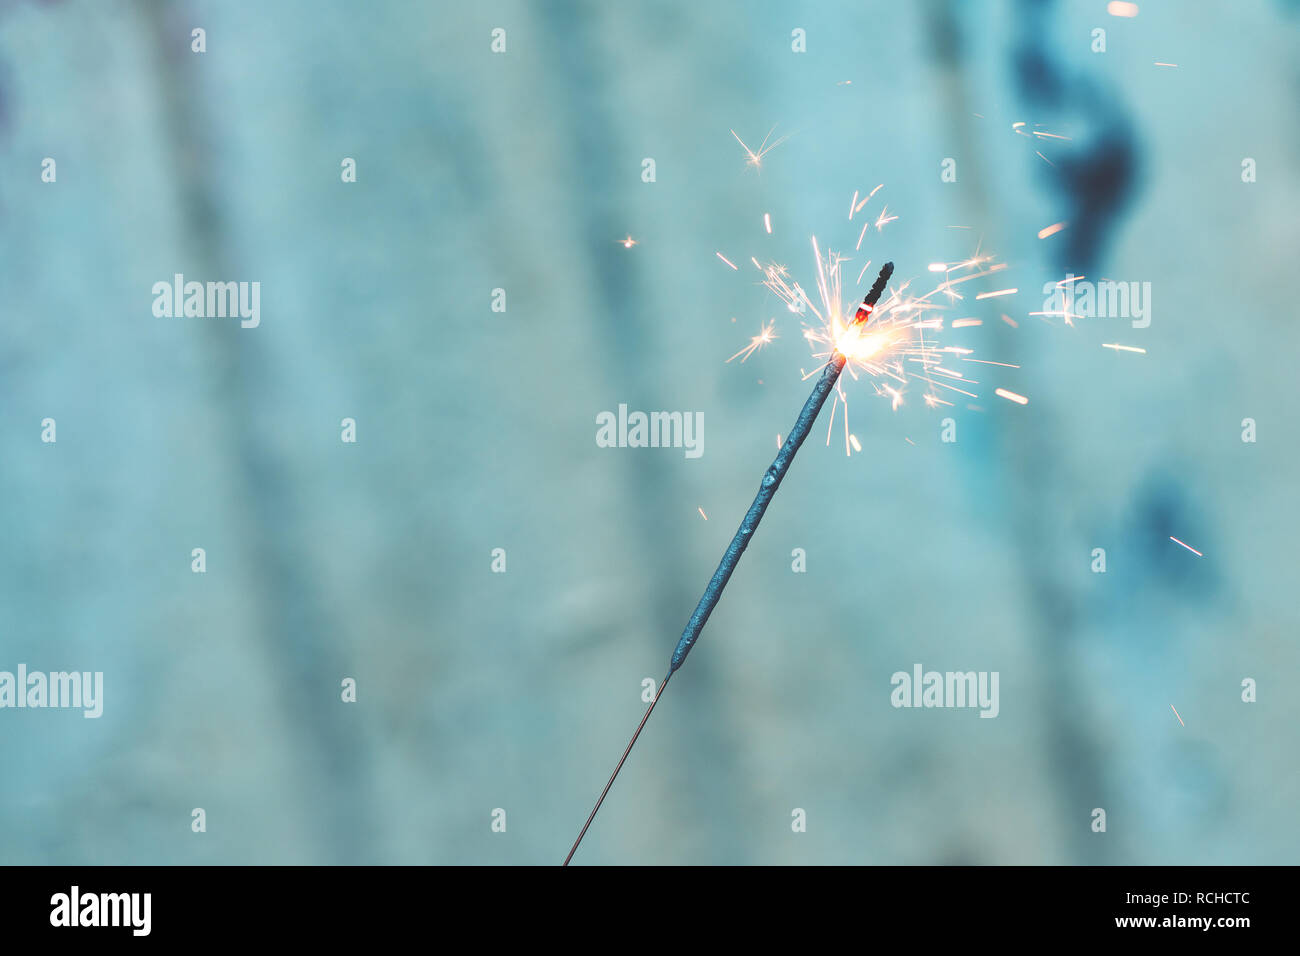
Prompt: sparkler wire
<box><xmin>563</xmin><ymin>262</ymin><xmax>894</xmax><ymax>866</ymax></box>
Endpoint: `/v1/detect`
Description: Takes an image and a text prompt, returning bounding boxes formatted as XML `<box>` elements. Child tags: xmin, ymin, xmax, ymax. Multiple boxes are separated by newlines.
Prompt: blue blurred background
<box><xmin>1</xmin><ymin>0</ymin><xmax>1296</xmax><ymax>864</ymax></box>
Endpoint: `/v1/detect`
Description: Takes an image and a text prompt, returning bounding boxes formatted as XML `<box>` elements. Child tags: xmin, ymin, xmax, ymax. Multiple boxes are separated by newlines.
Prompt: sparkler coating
<box><xmin>563</xmin><ymin>262</ymin><xmax>893</xmax><ymax>865</ymax></box>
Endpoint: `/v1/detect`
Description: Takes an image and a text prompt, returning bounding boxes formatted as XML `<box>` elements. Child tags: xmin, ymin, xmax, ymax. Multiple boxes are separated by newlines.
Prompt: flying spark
<box><xmin>727</xmin><ymin>321</ymin><xmax>777</xmax><ymax>363</ymax></box>
<box><xmin>1170</xmin><ymin>536</ymin><xmax>1202</xmax><ymax>556</ymax></box>
<box><xmin>1102</xmin><ymin>343</ymin><xmax>1146</xmax><ymax>354</ymax></box>
<box><xmin>995</xmin><ymin>388</ymin><xmax>1028</xmax><ymax>405</ymax></box>
<box><xmin>730</xmin><ymin>126</ymin><xmax>788</xmax><ymax>169</ymax></box>
<box><xmin>1170</xmin><ymin>704</ymin><xmax>1185</xmax><ymax>727</ymax></box>
<box><xmin>619</xmin><ymin>236</ymin><xmax>638</xmax><ymax>248</ymax></box>
<box><xmin>716</xmin><ymin>252</ymin><xmax>738</xmax><ymax>270</ymax></box>
<box><xmin>698</xmin><ymin>507</ymin><xmax>708</xmax><ymax>521</ymax></box>
<box><xmin>1037</xmin><ymin>221</ymin><xmax>1068</xmax><ymax>239</ymax></box>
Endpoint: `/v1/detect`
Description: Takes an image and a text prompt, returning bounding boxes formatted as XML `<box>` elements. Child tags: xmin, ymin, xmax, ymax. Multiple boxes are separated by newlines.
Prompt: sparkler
<box><xmin>562</xmin><ymin>262</ymin><xmax>894</xmax><ymax>866</ymax></box>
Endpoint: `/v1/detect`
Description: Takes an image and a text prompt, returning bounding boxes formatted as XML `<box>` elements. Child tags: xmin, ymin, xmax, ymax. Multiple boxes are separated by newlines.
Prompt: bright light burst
<box><xmin>733</xmin><ymin>192</ymin><xmax>1021</xmax><ymax>454</ymax></box>
<box><xmin>728</xmin><ymin>195</ymin><xmax>1019</xmax><ymax>455</ymax></box>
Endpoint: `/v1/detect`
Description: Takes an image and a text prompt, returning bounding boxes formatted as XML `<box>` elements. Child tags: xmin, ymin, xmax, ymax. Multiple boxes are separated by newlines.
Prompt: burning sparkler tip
<box><xmin>852</xmin><ymin>262</ymin><xmax>895</xmax><ymax>326</ymax></box>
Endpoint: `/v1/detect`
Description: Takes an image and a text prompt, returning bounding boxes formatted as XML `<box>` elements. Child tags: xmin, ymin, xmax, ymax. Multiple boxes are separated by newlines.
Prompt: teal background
<box><xmin>0</xmin><ymin>0</ymin><xmax>1296</xmax><ymax>864</ymax></box>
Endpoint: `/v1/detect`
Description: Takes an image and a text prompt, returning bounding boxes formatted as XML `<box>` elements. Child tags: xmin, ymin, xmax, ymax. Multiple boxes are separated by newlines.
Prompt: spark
<box><xmin>1170</xmin><ymin>536</ymin><xmax>1202</xmax><ymax>556</ymax></box>
<box><xmin>1170</xmin><ymin>704</ymin><xmax>1185</xmax><ymax>727</ymax></box>
<box><xmin>1108</xmin><ymin>1</ymin><xmax>1139</xmax><ymax>16</ymax></box>
<box><xmin>1037</xmin><ymin>221</ymin><xmax>1068</xmax><ymax>239</ymax></box>
<box><xmin>855</xmin><ymin>221</ymin><xmax>870</xmax><ymax>250</ymax></box>
<box><xmin>849</xmin><ymin>434</ymin><xmax>862</xmax><ymax>453</ymax></box>
<box><xmin>976</xmin><ymin>288</ymin><xmax>1018</xmax><ymax>300</ymax></box>
<box><xmin>995</xmin><ymin>388</ymin><xmax>1028</xmax><ymax>405</ymax></box>
<box><xmin>764</xmin><ymin>213</ymin><xmax>773</xmax><ymax>234</ymax></box>
<box><xmin>1001</xmin><ymin>314</ymin><xmax>1018</xmax><ymax>328</ymax></box>
<box><xmin>928</xmin><ymin>263</ymin><xmax>948</xmax><ymax>272</ymax></box>
<box><xmin>854</xmin><ymin>185</ymin><xmax>882</xmax><ymax>218</ymax></box>
<box><xmin>619</xmin><ymin>236</ymin><xmax>638</xmax><ymax>248</ymax></box>
<box><xmin>1102</xmin><ymin>343</ymin><xmax>1147</xmax><ymax>354</ymax></box>
<box><xmin>716</xmin><ymin>251</ymin><xmax>739</xmax><ymax>270</ymax></box>
<box><xmin>874</xmin><ymin>205</ymin><xmax>898</xmax><ymax>230</ymax></box>
<box><xmin>727</xmin><ymin>321</ymin><xmax>777</xmax><ymax>363</ymax></box>
<box><xmin>730</xmin><ymin>126</ymin><xmax>788</xmax><ymax>169</ymax></box>
<box><xmin>824</xmin><ymin>387</ymin><xmax>838</xmax><ymax>443</ymax></box>
<box><xmin>1154</xmin><ymin>61</ymin><xmax>1178</xmax><ymax>68</ymax></box>
<box><xmin>1035</xmin><ymin>151</ymin><xmax>1055</xmax><ymax>167</ymax></box>
<box><xmin>698</xmin><ymin>507</ymin><xmax>708</xmax><ymax>521</ymax></box>
<box><xmin>951</xmin><ymin>318</ymin><xmax>982</xmax><ymax>328</ymax></box>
